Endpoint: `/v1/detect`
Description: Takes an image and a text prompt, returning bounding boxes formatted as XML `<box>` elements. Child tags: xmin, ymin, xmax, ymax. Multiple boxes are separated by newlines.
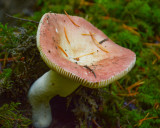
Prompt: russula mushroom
<box><xmin>28</xmin><ymin>12</ymin><xmax>136</xmax><ymax>128</ymax></box>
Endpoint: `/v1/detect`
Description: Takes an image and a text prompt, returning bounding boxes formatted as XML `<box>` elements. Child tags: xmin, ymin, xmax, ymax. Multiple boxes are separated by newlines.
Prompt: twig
<box><xmin>154</xmin><ymin>102</ymin><xmax>160</xmax><ymax>110</ymax></box>
<box><xmin>5</xmin><ymin>13</ymin><xmax>39</xmax><ymax>24</ymax></box>
<box><xmin>116</xmin><ymin>81</ymin><xmax>124</xmax><ymax>90</ymax></box>
<box><xmin>117</xmin><ymin>92</ymin><xmax>139</xmax><ymax>97</ymax></box>
<box><xmin>64</xmin><ymin>10</ymin><xmax>80</xmax><ymax>27</ymax></box>
<box><xmin>135</xmin><ymin>113</ymin><xmax>159</xmax><ymax>127</ymax></box>
<box><xmin>151</xmin><ymin>49</ymin><xmax>160</xmax><ymax>60</ymax></box>
<box><xmin>74</xmin><ymin>51</ymin><xmax>95</xmax><ymax>61</ymax></box>
<box><xmin>92</xmin><ymin>119</ymin><xmax>101</xmax><ymax>128</ymax></box>
<box><xmin>57</xmin><ymin>45</ymin><xmax>68</xmax><ymax>57</ymax></box>
<box><xmin>0</xmin><ymin>57</ymin><xmax>24</xmax><ymax>62</ymax></box>
<box><xmin>89</xmin><ymin>32</ymin><xmax>109</xmax><ymax>53</ymax></box>
<box><xmin>117</xmin><ymin>117</ymin><xmax>120</xmax><ymax>128</ymax></box>
<box><xmin>81</xmin><ymin>33</ymin><xmax>95</xmax><ymax>36</ymax></box>
<box><xmin>143</xmin><ymin>43</ymin><xmax>160</xmax><ymax>47</ymax></box>
<box><xmin>126</xmin><ymin>80</ymin><xmax>144</xmax><ymax>93</ymax></box>
<box><xmin>64</xmin><ymin>27</ymin><xmax>71</xmax><ymax>44</ymax></box>
<box><xmin>122</xmin><ymin>24</ymin><xmax>140</xmax><ymax>36</ymax></box>
<box><xmin>99</xmin><ymin>38</ymin><xmax>108</xmax><ymax>44</ymax></box>
<box><xmin>121</xmin><ymin>99</ymin><xmax>136</xmax><ymax>109</ymax></box>
<box><xmin>84</xmin><ymin>65</ymin><xmax>96</xmax><ymax>78</ymax></box>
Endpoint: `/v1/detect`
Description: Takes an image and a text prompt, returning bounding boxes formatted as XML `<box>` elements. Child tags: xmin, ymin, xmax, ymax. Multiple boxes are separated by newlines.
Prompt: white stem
<box><xmin>28</xmin><ymin>70</ymin><xmax>80</xmax><ymax>128</ymax></box>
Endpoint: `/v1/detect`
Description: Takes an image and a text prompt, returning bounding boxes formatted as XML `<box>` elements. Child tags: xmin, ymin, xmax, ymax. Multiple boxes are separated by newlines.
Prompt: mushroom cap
<box><xmin>37</xmin><ymin>13</ymin><xmax>136</xmax><ymax>88</ymax></box>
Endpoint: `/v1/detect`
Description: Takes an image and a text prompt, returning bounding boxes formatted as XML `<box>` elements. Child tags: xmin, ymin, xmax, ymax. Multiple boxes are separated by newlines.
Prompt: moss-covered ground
<box><xmin>0</xmin><ymin>0</ymin><xmax>160</xmax><ymax>127</ymax></box>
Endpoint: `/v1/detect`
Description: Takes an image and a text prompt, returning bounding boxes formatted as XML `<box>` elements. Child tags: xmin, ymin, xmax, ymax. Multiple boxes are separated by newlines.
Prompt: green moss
<box><xmin>0</xmin><ymin>102</ymin><xmax>31</xmax><ymax>128</ymax></box>
<box><xmin>0</xmin><ymin>0</ymin><xmax>160</xmax><ymax>127</ymax></box>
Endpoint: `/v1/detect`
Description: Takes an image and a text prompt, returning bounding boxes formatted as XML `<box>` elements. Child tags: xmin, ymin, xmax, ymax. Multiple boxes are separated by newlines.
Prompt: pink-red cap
<box><xmin>37</xmin><ymin>13</ymin><xmax>136</xmax><ymax>88</ymax></box>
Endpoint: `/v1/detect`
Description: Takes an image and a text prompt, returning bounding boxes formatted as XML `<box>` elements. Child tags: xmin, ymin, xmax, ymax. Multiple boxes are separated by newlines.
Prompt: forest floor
<box><xmin>0</xmin><ymin>0</ymin><xmax>160</xmax><ymax>128</ymax></box>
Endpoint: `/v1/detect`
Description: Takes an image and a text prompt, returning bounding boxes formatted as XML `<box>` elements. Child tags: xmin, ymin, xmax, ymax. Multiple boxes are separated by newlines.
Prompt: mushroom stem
<box><xmin>28</xmin><ymin>70</ymin><xmax>80</xmax><ymax>128</ymax></box>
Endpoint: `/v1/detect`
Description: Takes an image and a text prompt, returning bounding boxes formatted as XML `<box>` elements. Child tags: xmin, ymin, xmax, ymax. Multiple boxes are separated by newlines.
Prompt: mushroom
<box><xmin>28</xmin><ymin>12</ymin><xmax>136</xmax><ymax>128</ymax></box>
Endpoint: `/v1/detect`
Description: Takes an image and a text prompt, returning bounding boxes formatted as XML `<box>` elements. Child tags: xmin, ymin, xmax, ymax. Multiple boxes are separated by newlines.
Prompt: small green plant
<box><xmin>0</xmin><ymin>0</ymin><xmax>160</xmax><ymax>127</ymax></box>
<box><xmin>0</xmin><ymin>102</ymin><xmax>31</xmax><ymax>128</ymax></box>
<box><xmin>0</xmin><ymin>68</ymin><xmax>12</xmax><ymax>92</ymax></box>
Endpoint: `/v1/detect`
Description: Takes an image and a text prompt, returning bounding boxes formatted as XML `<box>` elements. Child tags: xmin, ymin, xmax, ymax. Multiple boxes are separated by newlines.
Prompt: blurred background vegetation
<box><xmin>0</xmin><ymin>0</ymin><xmax>160</xmax><ymax>127</ymax></box>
